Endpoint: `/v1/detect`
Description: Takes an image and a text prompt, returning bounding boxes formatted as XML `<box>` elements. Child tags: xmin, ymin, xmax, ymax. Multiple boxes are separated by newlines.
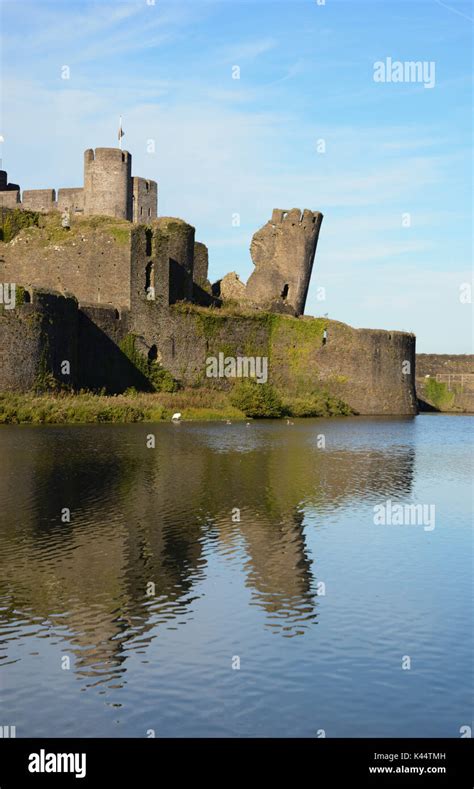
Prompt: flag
<box><xmin>118</xmin><ymin>117</ymin><xmax>124</xmax><ymax>143</ymax></box>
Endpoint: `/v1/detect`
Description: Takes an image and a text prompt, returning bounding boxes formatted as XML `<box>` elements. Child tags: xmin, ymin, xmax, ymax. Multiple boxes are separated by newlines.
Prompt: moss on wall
<box><xmin>0</xmin><ymin>208</ymin><xmax>40</xmax><ymax>242</ymax></box>
<box><xmin>119</xmin><ymin>333</ymin><xmax>177</xmax><ymax>392</ymax></box>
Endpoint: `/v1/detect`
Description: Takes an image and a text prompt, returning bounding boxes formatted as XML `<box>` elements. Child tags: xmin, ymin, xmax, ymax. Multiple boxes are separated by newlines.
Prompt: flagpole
<box><xmin>118</xmin><ymin>116</ymin><xmax>122</xmax><ymax>150</ymax></box>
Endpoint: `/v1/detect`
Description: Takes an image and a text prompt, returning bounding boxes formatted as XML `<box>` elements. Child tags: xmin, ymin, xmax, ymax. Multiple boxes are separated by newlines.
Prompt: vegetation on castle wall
<box><xmin>108</xmin><ymin>226</ymin><xmax>131</xmax><ymax>245</ymax></box>
<box><xmin>119</xmin><ymin>333</ymin><xmax>177</xmax><ymax>392</ymax></box>
<box><xmin>33</xmin><ymin>338</ymin><xmax>64</xmax><ymax>393</ymax></box>
<box><xmin>0</xmin><ymin>208</ymin><xmax>40</xmax><ymax>242</ymax></box>
<box><xmin>423</xmin><ymin>378</ymin><xmax>456</xmax><ymax>410</ymax></box>
<box><xmin>6</xmin><ymin>212</ymin><xmax>133</xmax><ymax>247</ymax></box>
<box><xmin>268</xmin><ymin>315</ymin><xmax>327</xmax><ymax>378</ymax></box>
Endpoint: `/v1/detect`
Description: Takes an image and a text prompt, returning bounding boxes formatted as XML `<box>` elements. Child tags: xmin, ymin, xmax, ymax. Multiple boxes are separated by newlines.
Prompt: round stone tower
<box><xmin>83</xmin><ymin>148</ymin><xmax>132</xmax><ymax>220</ymax></box>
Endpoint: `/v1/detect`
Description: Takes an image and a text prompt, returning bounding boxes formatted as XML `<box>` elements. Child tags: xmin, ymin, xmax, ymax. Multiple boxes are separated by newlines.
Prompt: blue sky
<box><xmin>0</xmin><ymin>0</ymin><xmax>472</xmax><ymax>352</ymax></box>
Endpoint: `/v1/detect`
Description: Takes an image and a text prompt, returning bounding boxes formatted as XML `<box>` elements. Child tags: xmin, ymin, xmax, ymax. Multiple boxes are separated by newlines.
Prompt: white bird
<box><xmin>286</xmin><ymin>419</ymin><xmax>294</xmax><ymax>425</ymax></box>
<box><xmin>226</xmin><ymin>420</ymin><xmax>232</xmax><ymax>425</ymax></box>
<box><xmin>172</xmin><ymin>412</ymin><xmax>182</xmax><ymax>422</ymax></box>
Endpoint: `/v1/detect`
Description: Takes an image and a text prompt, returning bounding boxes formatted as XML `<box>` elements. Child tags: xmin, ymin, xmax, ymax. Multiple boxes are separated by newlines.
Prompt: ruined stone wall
<box><xmin>0</xmin><ymin>290</ymin><xmax>78</xmax><ymax>391</ymax></box>
<box><xmin>0</xmin><ymin>219</ymin><xmax>133</xmax><ymax>308</ymax></box>
<box><xmin>57</xmin><ymin>188</ymin><xmax>84</xmax><ymax>214</ymax></box>
<box><xmin>246</xmin><ymin>209</ymin><xmax>323</xmax><ymax>316</ymax></box>
<box><xmin>269</xmin><ymin>317</ymin><xmax>417</xmax><ymax>415</ymax></box>
<box><xmin>76</xmin><ymin>305</ymin><xmax>150</xmax><ymax>393</ymax></box>
<box><xmin>193</xmin><ymin>242</ymin><xmax>209</xmax><ymax>285</ymax></box>
<box><xmin>128</xmin><ymin>306</ymin><xmax>417</xmax><ymax>415</ymax></box>
<box><xmin>132</xmin><ymin>177</ymin><xmax>157</xmax><ymax>223</ymax></box>
<box><xmin>154</xmin><ymin>217</ymin><xmax>195</xmax><ymax>304</ymax></box>
<box><xmin>22</xmin><ymin>189</ymin><xmax>56</xmax><ymax>213</ymax></box>
<box><xmin>84</xmin><ymin>148</ymin><xmax>132</xmax><ymax>220</ymax></box>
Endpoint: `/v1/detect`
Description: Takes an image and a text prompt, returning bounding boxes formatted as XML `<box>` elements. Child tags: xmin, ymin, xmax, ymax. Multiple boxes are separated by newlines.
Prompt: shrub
<box><xmin>424</xmin><ymin>378</ymin><xmax>455</xmax><ymax>410</ymax></box>
<box><xmin>285</xmin><ymin>391</ymin><xmax>353</xmax><ymax>417</ymax></box>
<box><xmin>229</xmin><ymin>380</ymin><xmax>283</xmax><ymax>418</ymax></box>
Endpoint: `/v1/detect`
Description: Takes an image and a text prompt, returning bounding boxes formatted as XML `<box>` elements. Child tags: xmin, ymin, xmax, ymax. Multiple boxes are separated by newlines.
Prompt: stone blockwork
<box><xmin>132</xmin><ymin>177</ymin><xmax>158</xmax><ymax>223</ymax></box>
<box><xmin>84</xmin><ymin>148</ymin><xmax>132</xmax><ymax>221</ymax></box>
<box><xmin>0</xmin><ymin>217</ymin><xmax>134</xmax><ymax>308</ymax></box>
<box><xmin>127</xmin><ymin>307</ymin><xmax>417</xmax><ymax>415</ymax></box>
<box><xmin>269</xmin><ymin>317</ymin><xmax>417</xmax><ymax>415</ymax></box>
<box><xmin>22</xmin><ymin>189</ymin><xmax>56</xmax><ymax>213</ymax></box>
<box><xmin>57</xmin><ymin>188</ymin><xmax>84</xmax><ymax>214</ymax></box>
<box><xmin>214</xmin><ymin>272</ymin><xmax>248</xmax><ymax>303</ymax></box>
<box><xmin>0</xmin><ymin>285</ymin><xmax>418</xmax><ymax>414</ymax></box>
<box><xmin>0</xmin><ymin>171</ymin><xmax>20</xmax><ymax>209</ymax></box>
<box><xmin>155</xmin><ymin>217</ymin><xmax>195</xmax><ymax>304</ymax></box>
<box><xmin>246</xmin><ymin>209</ymin><xmax>323</xmax><ymax>315</ymax></box>
<box><xmin>0</xmin><ymin>289</ymin><xmax>78</xmax><ymax>391</ymax></box>
<box><xmin>193</xmin><ymin>242</ymin><xmax>209</xmax><ymax>285</ymax></box>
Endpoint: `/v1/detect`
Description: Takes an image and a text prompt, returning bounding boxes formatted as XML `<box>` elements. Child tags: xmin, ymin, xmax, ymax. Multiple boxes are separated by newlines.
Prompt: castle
<box><xmin>0</xmin><ymin>147</ymin><xmax>157</xmax><ymax>223</ymax></box>
<box><xmin>0</xmin><ymin>145</ymin><xmax>418</xmax><ymax>415</ymax></box>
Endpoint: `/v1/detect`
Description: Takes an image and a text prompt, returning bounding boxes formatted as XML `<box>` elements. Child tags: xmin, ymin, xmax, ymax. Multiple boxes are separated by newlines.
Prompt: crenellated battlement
<box><xmin>0</xmin><ymin>148</ymin><xmax>157</xmax><ymax>223</ymax></box>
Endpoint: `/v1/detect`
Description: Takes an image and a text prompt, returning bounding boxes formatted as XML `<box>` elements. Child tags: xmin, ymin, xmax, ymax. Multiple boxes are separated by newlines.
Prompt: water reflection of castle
<box><xmin>0</xmin><ymin>424</ymin><xmax>415</xmax><ymax>682</ymax></box>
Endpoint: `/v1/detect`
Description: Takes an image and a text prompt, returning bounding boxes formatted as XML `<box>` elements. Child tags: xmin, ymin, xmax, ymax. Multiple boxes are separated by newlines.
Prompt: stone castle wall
<box><xmin>0</xmin><ymin>221</ymin><xmax>133</xmax><ymax>308</ymax></box>
<box><xmin>57</xmin><ymin>188</ymin><xmax>85</xmax><ymax>214</ymax></box>
<box><xmin>128</xmin><ymin>306</ymin><xmax>417</xmax><ymax>415</ymax></box>
<box><xmin>22</xmin><ymin>189</ymin><xmax>56</xmax><ymax>213</ymax></box>
<box><xmin>0</xmin><ymin>290</ymin><xmax>78</xmax><ymax>391</ymax></box>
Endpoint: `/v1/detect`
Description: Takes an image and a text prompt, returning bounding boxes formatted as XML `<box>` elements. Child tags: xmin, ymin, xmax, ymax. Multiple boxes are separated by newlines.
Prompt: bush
<box><xmin>285</xmin><ymin>391</ymin><xmax>353</xmax><ymax>417</ymax></box>
<box><xmin>424</xmin><ymin>377</ymin><xmax>455</xmax><ymax>410</ymax></box>
<box><xmin>229</xmin><ymin>380</ymin><xmax>283</xmax><ymax>418</ymax></box>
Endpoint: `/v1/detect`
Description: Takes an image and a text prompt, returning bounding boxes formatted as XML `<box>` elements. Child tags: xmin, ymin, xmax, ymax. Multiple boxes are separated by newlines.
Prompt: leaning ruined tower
<box><xmin>83</xmin><ymin>148</ymin><xmax>133</xmax><ymax>221</ymax></box>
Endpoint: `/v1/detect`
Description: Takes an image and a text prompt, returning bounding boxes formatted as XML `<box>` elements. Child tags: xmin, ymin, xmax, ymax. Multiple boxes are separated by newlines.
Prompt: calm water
<box><xmin>0</xmin><ymin>415</ymin><xmax>471</xmax><ymax>738</ymax></box>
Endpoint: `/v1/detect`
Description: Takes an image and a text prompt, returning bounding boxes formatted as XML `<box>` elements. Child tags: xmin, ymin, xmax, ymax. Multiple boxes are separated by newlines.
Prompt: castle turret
<box><xmin>83</xmin><ymin>148</ymin><xmax>132</xmax><ymax>221</ymax></box>
<box><xmin>132</xmin><ymin>177</ymin><xmax>157</xmax><ymax>223</ymax></box>
<box><xmin>246</xmin><ymin>209</ymin><xmax>324</xmax><ymax>316</ymax></box>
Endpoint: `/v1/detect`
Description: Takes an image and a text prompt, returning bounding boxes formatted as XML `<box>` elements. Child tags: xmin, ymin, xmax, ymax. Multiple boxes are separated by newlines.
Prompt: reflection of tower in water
<box><xmin>239</xmin><ymin>508</ymin><xmax>318</xmax><ymax>637</ymax></box>
<box><xmin>0</xmin><ymin>423</ymin><xmax>417</xmax><ymax>681</ymax></box>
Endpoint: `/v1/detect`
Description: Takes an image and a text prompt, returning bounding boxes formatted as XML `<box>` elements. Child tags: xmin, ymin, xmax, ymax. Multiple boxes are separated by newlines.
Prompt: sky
<box><xmin>0</xmin><ymin>0</ymin><xmax>472</xmax><ymax>352</ymax></box>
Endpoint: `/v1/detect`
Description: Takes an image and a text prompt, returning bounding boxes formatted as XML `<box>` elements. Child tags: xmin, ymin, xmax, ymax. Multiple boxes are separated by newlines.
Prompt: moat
<box><xmin>0</xmin><ymin>415</ymin><xmax>471</xmax><ymax>737</ymax></box>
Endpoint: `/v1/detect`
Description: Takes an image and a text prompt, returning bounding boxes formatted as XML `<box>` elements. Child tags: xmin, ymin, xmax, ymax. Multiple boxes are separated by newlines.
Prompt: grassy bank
<box><xmin>0</xmin><ymin>390</ymin><xmax>244</xmax><ymax>425</ymax></box>
<box><xmin>0</xmin><ymin>385</ymin><xmax>352</xmax><ymax>425</ymax></box>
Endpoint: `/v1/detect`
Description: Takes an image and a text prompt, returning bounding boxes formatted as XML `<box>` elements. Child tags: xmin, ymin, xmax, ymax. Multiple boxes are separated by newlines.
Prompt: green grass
<box><xmin>0</xmin><ymin>386</ymin><xmax>353</xmax><ymax>425</ymax></box>
<box><xmin>0</xmin><ymin>391</ymin><xmax>244</xmax><ymax>425</ymax></box>
<box><xmin>1</xmin><ymin>210</ymin><xmax>133</xmax><ymax>248</ymax></box>
<box><xmin>0</xmin><ymin>208</ymin><xmax>40</xmax><ymax>242</ymax></box>
<box><xmin>423</xmin><ymin>378</ymin><xmax>456</xmax><ymax>410</ymax></box>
